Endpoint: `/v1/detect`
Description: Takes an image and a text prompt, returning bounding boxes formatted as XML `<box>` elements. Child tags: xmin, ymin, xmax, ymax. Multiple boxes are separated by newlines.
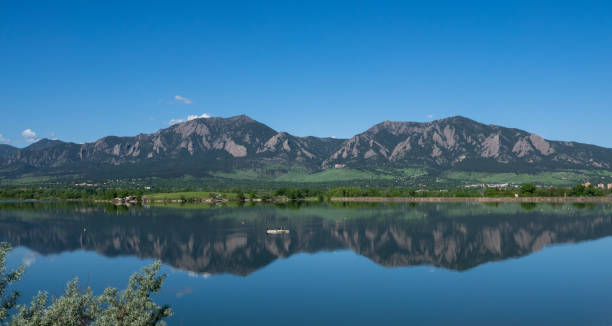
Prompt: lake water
<box><xmin>1</xmin><ymin>201</ymin><xmax>612</xmax><ymax>325</ymax></box>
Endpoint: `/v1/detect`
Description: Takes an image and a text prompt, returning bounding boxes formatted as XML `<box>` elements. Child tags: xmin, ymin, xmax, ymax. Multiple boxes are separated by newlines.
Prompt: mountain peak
<box><xmin>433</xmin><ymin>115</ymin><xmax>477</xmax><ymax>124</ymax></box>
<box><xmin>324</xmin><ymin>115</ymin><xmax>612</xmax><ymax>170</ymax></box>
<box><xmin>194</xmin><ymin>114</ymin><xmax>254</xmax><ymax>124</ymax></box>
<box><xmin>169</xmin><ymin>114</ymin><xmax>256</xmax><ymax>127</ymax></box>
<box><xmin>2</xmin><ymin>115</ymin><xmax>611</xmax><ymax>181</ymax></box>
<box><xmin>231</xmin><ymin>114</ymin><xmax>254</xmax><ymax>122</ymax></box>
<box><xmin>25</xmin><ymin>138</ymin><xmax>64</xmax><ymax>151</ymax></box>
<box><xmin>0</xmin><ymin>143</ymin><xmax>18</xmax><ymax>158</ymax></box>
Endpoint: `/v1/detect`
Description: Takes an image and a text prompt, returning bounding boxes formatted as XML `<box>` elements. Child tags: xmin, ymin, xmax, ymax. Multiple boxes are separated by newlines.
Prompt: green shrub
<box><xmin>0</xmin><ymin>242</ymin><xmax>171</xmax><ymax>325</ymax></box>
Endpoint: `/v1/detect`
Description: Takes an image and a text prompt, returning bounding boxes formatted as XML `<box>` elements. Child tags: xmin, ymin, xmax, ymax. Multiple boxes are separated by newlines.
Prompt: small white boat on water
<box><xmin>266</xmin><ymin>229</ymin><xmax>290</xmax><ymax>235</ymax></box>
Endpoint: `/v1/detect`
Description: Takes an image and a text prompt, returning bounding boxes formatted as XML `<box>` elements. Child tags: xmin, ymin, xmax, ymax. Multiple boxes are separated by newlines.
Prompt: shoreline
<box><xmin>2</xmin><ymin>196</ymin><xmax>612</xmax><ymax>204</ymax></box>
<box><xmin>330</xmin><ymin>197</ymin><xmax>612</xmax><ymax>203</ymax></box>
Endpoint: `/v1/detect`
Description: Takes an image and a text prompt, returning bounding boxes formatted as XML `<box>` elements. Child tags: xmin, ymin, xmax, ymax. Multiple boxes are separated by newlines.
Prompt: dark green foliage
<box><xmin>236</xmin><ymin>190</ymin><xmax>245</xmax><ymax>201</ymax></box>
<box><xmin>327</xmin><ymin>184</ymin><xmax>608</xmax><ymax>198</ymax></box>
<box><xmin>571</xmin><ymin>184</ymin><xmax>587</xmax><ymax>196</ymax></box>
<box><xmin>569</xmin><ymin>184</ymin><xmax>605</xmax><ymax>197</ymax></box>
<box><xmin>0</xmin><ymin>243</ymin><xmax>24</xmax><ymax>322</ymax></box>
<box><xmin>0</xmin><ymin>182</ymin><xmax>609</xmax><ymax>202</ymax></box>
<box><xmin>0</xmin><ymin>188</ymin><xmax>145</xmax><ymax>201</ymax></box>
<box><xmin>520</xmin><ymin>202</ymin><xmax>538</xmax><ymax>210</ymax></box>
<box><xmin>274</xmin><ymin>187</ymin><xmax>325</xmax><ymax>199</ymax></box>
<box><xmin>484</xmin><ymin>187</ymin><xmax>516</xmax><ymax>197</ymax></box>
<box><xmin>327</xmin><ymin>186</ymin><xmax>482</xmax><ymax>198</ymax></box>
<box><xmin>519</xmin><ymin>184</ymin><xmax>537</xmax><ymax>197</ymax></box>
<box><xmin>513</xmin><ymin>184</ymin><xmax>579</xmax><ymax>197</ymax></box>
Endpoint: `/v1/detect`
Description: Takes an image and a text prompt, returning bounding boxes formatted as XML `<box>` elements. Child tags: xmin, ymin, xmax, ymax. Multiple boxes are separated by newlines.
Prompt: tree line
<box><xmin>0</xmin><ymin>184</ymin><xmax>610</xmax><ymax>201</ymax></box>
<box><xmin>0</xmin><ymin>188</ymin><xmax>145</xmax><ymax>200</ymax></box>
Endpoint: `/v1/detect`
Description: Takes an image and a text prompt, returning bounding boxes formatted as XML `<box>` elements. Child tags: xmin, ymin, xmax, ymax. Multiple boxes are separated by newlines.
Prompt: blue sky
<box><xmin>1</xmin><ymin>1</ymin><xmax>611</xmax><ymax>147</ymax></box>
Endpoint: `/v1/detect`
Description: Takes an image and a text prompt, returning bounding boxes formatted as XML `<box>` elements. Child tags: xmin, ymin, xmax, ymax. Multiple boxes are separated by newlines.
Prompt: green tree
<box><xmin>248</xmin><ymin>191</ymin><xmax>256</xmax><ymax>201</ymax></box>
<box><xmin>0</xmin><ymin>242</ymin><xmax>171</xmax><ymax>325</ymax></box>
<box><xmin>236</xmin><ymin>190</ymin><xmax>245</xmax><ymax>202</ymax></box>
<box><xmin>570</xmin><ymin>184</ymin><xmax>586</xmax><ymax>196</ymax></box>
<box><xmin>519</xmin><ymin>184</ymin><xmax>537</xmax><ymax>197</ymax></box>
<box><xmin>0</xmin><ymin>243</ymin><xmax>24</xmax><ymax>322</ymax></box>
<box><xmin>584</xmin><ymin>185</ymin><xmax>604</xmax><ymax>197</ymax></box>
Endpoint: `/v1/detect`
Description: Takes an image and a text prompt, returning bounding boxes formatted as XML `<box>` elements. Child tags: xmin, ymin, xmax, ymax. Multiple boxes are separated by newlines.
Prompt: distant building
<box><xmin>597</xmin><ymin>184</ymin><xmax>605</xmax><ymax>189</ymax></box>
<box><xmin>74</xmin><ymin>182</ymin><xmax>95</xmax><ymax>187</ymax></box>
<box><xmin>465</xmin><ymin>184</ymin><xmax>485</xmax><ymax>189</ymax></box>
<box><xmin>334</xmin><ymin>164</ymin><xmax>346</xmax><ymax>169</ymax></box>
<box><xmin>583</xmin><ymin>182</ymin><xmax>592</xmax><ymax>187</ymax></box>
<box><xmin>486</xmin><ymin>183</ymin><xmax>509</xmax><ymax>188</ymax></box>
<box><xmin>608</xmin><ymin>183</ymin><xmax>612</xmax><ymax>190</ymax></box>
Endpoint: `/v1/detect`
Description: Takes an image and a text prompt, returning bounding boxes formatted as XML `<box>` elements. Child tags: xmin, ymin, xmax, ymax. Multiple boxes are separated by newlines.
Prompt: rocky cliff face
<box><xmin>5</xmin><ymin>115</ymin><xmax>280</xmax><ymax>167</ymax></box>
<box><xmin>1</xmin><ymin>115</ymin><xmax>611</xmax><ymax>180</ymax></box>
<box><xmin>323</xmin><ymin>116</ymin><xmax>612</xmax><ymax>170</ymax></box>
<box><xmin>0</xmin><ymin>144</ymin><xmax>18</xmax><ymax>159</ymax></box>
<box><xmin>0</xmin><ymin>115</ymin><xmax>345</xmax><ymax>178</ymax></box>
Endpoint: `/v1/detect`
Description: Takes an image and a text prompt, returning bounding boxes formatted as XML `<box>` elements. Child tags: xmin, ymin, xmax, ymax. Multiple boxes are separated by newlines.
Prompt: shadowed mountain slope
<box><xmin>1</xmin><ymin>115</ymin><xmax>611</xmax><ymax>181</ymax></box>
<box><xmin>323</xmin><ymin>116</ymin><xmax>612</xmax><ymax>171</ymax></box>
<box><xmin>0</xmin><ymin>144</ymin><xmax>18</xmax><ymax>159</ymax></box>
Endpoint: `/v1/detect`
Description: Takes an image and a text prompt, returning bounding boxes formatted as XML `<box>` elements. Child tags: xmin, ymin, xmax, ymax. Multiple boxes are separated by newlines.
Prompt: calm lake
<box><xmin>1</xmin><ymin>201</ymin><xmax>612</xmax><ymax>325</ymax></box>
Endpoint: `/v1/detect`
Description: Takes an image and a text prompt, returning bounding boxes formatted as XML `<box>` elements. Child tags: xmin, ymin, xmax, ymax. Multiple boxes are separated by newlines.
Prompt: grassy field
<box><xmin>213</xmin><ymin>167</ymin><xmax>394</xmax><ymax>183</ymax></box>
<box><xmin>212</xmin><ymin>170</ymin><xmax>261</xmax><ymax>180</ymax></box>
<box><xmin>443</xmin><ymin>170</ymin><xmax>612</xmax><ymax>186</ymax></box>
<box><xmin>0</xmin><ymin>174</ymin><xmax>56</xmax><ymax>185</ymax></box>
<box><xmin>395</xmin><ymin>168</ymin><xmax>429</xmax><ymax>177</ymax></box>
<box><xmin>274</xmin><ymin>168</ymin><xmax>393</xmax><ymax>182</ymax></box>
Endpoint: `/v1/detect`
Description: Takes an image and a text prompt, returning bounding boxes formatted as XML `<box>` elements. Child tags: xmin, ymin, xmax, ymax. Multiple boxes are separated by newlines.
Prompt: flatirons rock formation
<box><xmin>322</xmin><ymin>116</ymin><xmax>612</xmax><ymax>171</ymax></box>
<box><xmin>0</xmin><ymin>115</ymin><xmax>611</xmax><ymax>180</ymax></box>
<box><xmin>0</xmin><ymin>144</ymin><xmax>18</xmax><ymax>159</ymax></box>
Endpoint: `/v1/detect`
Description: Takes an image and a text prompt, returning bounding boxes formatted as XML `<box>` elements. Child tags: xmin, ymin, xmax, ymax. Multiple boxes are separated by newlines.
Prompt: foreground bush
<box><xmin>0</xmin><ymin>242</ymin><xmax>171</xmax><ymax>325</ymax></box>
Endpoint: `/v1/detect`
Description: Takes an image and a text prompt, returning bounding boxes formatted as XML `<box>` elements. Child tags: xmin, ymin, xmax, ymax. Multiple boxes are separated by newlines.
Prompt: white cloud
<box><xmin>187</xmin><ymin>113</ymin><xmax>210</xmax><ymax>120</ymax></box>
<box><xmin>426</xmin><ymin>114</ymin><xmax>434</xmax><ymax>119</ymax></box>
<box><xmin>22</xmin><ymin>252</ymin><xmax>38</xmax><ymax>267</ymax></box>
<box><xmin>174</xmin><ymin>95</ymin><xmax>192</xmax><ymax>104</ymax></box>
<box><xmin>22</xmin><ymin>129</ymin><xmax>39</xmax><ymax>143</ymax></box>
<box><xmin>169</xmin><ymin>113</ymin><xmax>211</xmax><ymax>125</ymax></box>
<box><xmin>0</xmin><ymin>134</ymin><xmax>10</xmax><ymax>144</ymax></box>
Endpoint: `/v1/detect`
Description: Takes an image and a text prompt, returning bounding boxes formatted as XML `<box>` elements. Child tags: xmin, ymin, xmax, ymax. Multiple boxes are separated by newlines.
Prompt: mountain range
<box><xmin>1</xmin><ymin>115</ymin><xmax>611</xmax><ymax>185</ymax></box>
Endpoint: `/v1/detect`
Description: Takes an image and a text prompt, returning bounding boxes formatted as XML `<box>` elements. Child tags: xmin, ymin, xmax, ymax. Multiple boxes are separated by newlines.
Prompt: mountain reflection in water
<box><xmin>1</xmin><ymin>202</ymin><xmax>611</xmax><ymax>275</ymax></box>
